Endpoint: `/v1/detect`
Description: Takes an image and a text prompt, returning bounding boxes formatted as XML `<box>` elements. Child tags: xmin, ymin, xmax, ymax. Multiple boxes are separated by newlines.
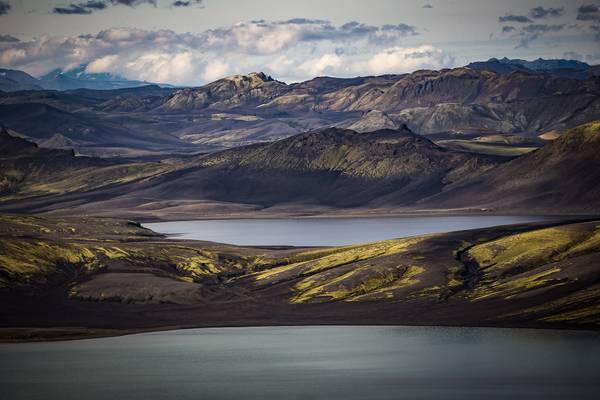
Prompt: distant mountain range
<box><xmin>0</xmin><ymin>64</ymin><xmax>172</xmax><ymax>92</ymax></box>
<box><xmin>1</xmin><ymin>58</ymin><xmax>599</xmax><ymax>157</ymax></box>
<box><xmin>467</xmin><ymin>57</ymin><xmax>599</xmax><ymax>79</ymax></box>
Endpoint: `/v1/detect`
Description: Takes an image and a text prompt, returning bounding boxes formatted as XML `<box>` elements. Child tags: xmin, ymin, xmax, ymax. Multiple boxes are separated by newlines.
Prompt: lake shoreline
<box><xmin>131</xmin><ymin>209</ymin><xmax>600</xmax><ymax>224</ymax></box>
<box><xmin>3</xmin><ymin>320</ymin><xmax>600</xmax><ymax>344</ymax></box>
<box><xmin>2</xmin><ymin>215</ymin><xmax>599</xmax><ymax>343</ymax></box>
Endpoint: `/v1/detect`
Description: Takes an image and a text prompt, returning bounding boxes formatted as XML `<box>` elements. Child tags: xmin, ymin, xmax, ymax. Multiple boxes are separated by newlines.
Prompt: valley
<box><xmin>1</xmin><ymin>59</ymin><xmax>599</xmax><ymax>342</ymax></box>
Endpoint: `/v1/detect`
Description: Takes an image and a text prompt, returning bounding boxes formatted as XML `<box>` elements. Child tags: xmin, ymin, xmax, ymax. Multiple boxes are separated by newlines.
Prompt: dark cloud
<box><xmin>578</xmin><ymin>4</ymin><xmax>599</xmax><ymax>14</ymax></box>
<box><xmin>172</xmin><ymin>0</ymin><xmax>202</xmax><ymax>6</ymax></box>
<box><xmin>502</xmin><ymin>26</ymin><xmax>516</xmax><ymax>33</ymax></box>
<box><xmin>53</xmin><ymin>1</ymin><xmax>107</xmax><ymax>14</ymax></box>
<box><xmin>0</xmin><ymin>0</ymin><xmax>10</xmax><ymax>16</ymax></box>
<box><xmin>283</xmin><ymin>18</ymin><xmax>328</xmax><ymax>25</ymax></box>
<box><xmin>381</xmin><ymin>24</ymin><xmax>418</xmax><ymax>34</ymax></box>
<box><xmin>577</xmin><ymin>4</ymin><xmax>600</xmax><ymax>21</ymax></box>
<box><xmin>53</xmin><ymin>0</ymin><xmax>155</xmax><ymax>15</ymax></box>
<box><xmin>529</xmin><ymin>6</ymin><xmax>564</xmax><ymax>19</ymax></box>
<box><xmin>522</xmin><ymin>24</ymin><xmax>564</xmax><ymax>34</ymax></box>
<box><xmin>517</xmin><ymin>24</ymin><xmax>565</xmax><ymax>47</ymax></box>
<box><xmin>0</xmin><ymin>34</ymin><xmax>19</xmax><ymax>42</ymax></box>
<box><xmin>111</xmin><ymin>0</ymin><xmax>156</xmax><ymax>6</ymax></box>
<box><xmin>499</xmin><ymin>15</ymin><xmax>532</xmax><ymax>23</ymax></box>
<box><xmin>423</xmin><ymin>4</ymin><xmax>433</xmax><ymax>8</ymax></box>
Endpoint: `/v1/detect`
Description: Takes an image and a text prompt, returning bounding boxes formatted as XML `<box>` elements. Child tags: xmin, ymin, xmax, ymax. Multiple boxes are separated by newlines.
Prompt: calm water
<box><xmin>145</xmin><ymin>215</ymin><xmax>552</xmax><ymax>246</ymax></box>
<box><xmin>1</xmin><ymin>326</ymin><xmax>599</xmax><ymax>400</ymax></box>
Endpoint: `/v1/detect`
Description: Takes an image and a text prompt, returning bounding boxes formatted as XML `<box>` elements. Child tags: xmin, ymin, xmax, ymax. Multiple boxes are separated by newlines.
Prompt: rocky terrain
<box><xmin>1</xmin><ymin>59</ymin><xmax>598</xmax><ymax>156</ymax></box>
<box><xmin>421</xmin><ymin>121</ymin><xmax>600</xmax><ymax>213</ymax></box>
<box><xmin>1</xmin><ymin>121</ymin><xmax>599</xmax><ymax>218</ymax></box>
<box><xmin>0</xmin><ymin>214</ymin><xmax>598</xmax><ymax>341</ymax></box>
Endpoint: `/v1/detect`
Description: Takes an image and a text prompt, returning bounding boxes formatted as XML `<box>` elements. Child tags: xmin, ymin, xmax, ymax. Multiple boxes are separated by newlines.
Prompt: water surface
<box><xmin>145</xmin><ymin>215</ymin><xmax>552</xmax><ymax>246</ymax></box>
<box><xmin>1</xmin><ymin>326</ymin><xmax>599</xmax><ymax>400</ymax></box>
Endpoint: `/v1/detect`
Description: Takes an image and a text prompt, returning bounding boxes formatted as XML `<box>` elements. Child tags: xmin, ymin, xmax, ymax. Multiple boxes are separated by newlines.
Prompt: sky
<box><xmin>0</xmin><ymin>0</ymin><xmax>599</xmax><ymax>85</ymax></box>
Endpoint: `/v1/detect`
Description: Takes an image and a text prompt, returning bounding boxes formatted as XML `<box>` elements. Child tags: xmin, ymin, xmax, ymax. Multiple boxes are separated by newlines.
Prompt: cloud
<box><xmin>578</xmin><ymin>4</ymin><xmax>599</xmax><ymax>14</ymax></box>
<box><xmin>521</xmin><ymin>24</ymin><xmax>565</xmax><ymax>35</ymax></box>
<box><xmin>517</xmin><ymin>24</ymin><xmax>565</xmax><ymax>47</ymax></box>
<box><xmin>124</xmin><ymin>52</ymin><xmax>195</xmax><ymax>84</ymax></box>
<box><xmin>172</xmin><ymin>0</ymin><xmax>202</xmax><ymax>7</ymax></box>
<box><xmin>201</xmin><ymin>19</ymin><xmax>418</xmax><ymax>54</ymax></box>
<box><xmin>498</xmin><ymin>15</ymin><xmax>532</xmax><ymax>23</ymax></box>
<box><xmin>202</xmin><ymin>60</ymin><xmax>230</xmax><ymax>82</ymax></box>
<box><xmin>110</xmin><ymin>0</ymin><xmax>156</xmax><ymax>6</ymax></box>
<box><xmin>422</xmin><ymin>4</ymin><xmax>433</xmax><ymax>9</ymax></box>
<box><xmin>52</xmin><ymin>0</ymin><xmax>156</xmax><ymax>15</ymax></box>
<box><xmin>529</xmin><ymin>6</ymin><xmax>564</xmax><ymax>19</ymax></box>
<box><xmin>577</xmin><ymin>4</ymin><xmax>600</xmax><ymax>22</ymax></box>
<box><xmin>0</xmin><ymin>20</ymin><xmax>435</xmax><ymax>84</ymax></box>
<box><xmin>498</xmin><ymin>7</ymin><xmax>571</xmax><ymax>48</ymax></box>
<box><xmin>53</xmin><ymin>1</ymin><xmax>107</xmax><ymax>14</ymax></box>
<box><xmin>299</xmin><ymin>54</ymin><xmax>343</xmax><ymax>76</ymax></box>
<box><xmin>0</xmin><ymin>34</ymin><xmax>19</xmax><ymax>42</ymax></box>
<box><xmin>0</xmin><ymin>0</ymin><xmax>10</xmax><ymax>16</ymax></box>
<box><xmin>86</xmin><ymin>54</ymin><xmax>119</xmax><ymax>72</ymax></box>
<box><xmin>363</xmin><ymin>45</ymin><xmax>454</xmax><ymax>75</ymax></box>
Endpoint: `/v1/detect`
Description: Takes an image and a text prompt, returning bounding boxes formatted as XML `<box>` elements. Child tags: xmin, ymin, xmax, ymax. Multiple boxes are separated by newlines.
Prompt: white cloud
<box><xmin>202</xmin><ymin>60</ymin><xmax>230</xmax><ymax>82</ymax></box>
<box><xmin>0</xmin><ymin>20</ymin><xmax>452</xmax><ymax>85</ymax></box>
<box><xmin>363</xmin><ymin>45</ymin><xmax>454</xmax><ymax>74</ymax></box>
<box><xmin>86</xmin><ymin>54</ymin><xmax>120</xmax><ymax>72</ymax></box>
<box><xmin>122</xmin><ymin>52</ymin><xmax>196</xmax><ymax>84</ymax></box>
<box><xmin>299</xmin><ymin>54</ymin><xmax>343</xmax><ymax>77</ymax></box>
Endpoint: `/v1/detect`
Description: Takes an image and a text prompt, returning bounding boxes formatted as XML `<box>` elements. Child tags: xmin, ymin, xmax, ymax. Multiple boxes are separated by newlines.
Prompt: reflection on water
<box><xmin>145</xmin><ymin>215</ymin><xmax>552</xmax><ymax>246</ymax></box>
<box><xmin>1</xmin><ymin>326</ymin><xmax>599</xmax><ymax>400</ymax></box>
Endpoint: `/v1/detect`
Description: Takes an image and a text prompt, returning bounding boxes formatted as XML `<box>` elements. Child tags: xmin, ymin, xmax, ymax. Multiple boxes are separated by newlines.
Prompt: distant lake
<box><xmin>145</xmin><ymin>215</ymin><xmax>553</xmax><ymax>246</ymax></box>
<box><xmin>1</xmin><ymin>326</ymin><xmax>599</xmax><ymax>400</ymax></box>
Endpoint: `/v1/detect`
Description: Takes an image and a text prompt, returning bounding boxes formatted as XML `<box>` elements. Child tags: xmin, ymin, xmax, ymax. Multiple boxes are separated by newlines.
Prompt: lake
<box><xmin>144</xmin><ymin>215</ymin><xmax>553</xmax><ymax>246</ymax></box>
<box><xmin>1</xmin><ymin>326</ymin><xmax>599</xmax><ymax>400</ymax></box>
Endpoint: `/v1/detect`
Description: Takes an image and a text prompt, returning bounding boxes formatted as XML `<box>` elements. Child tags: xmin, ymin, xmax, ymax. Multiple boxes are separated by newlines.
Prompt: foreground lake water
<box><xmin>145</xmin><ymin>215</ymin><xmax>552</xmax><ymax>246</ymax></box>
<box><xmin>1</xmin><ymin>326</ymin><xmax>599</xmax><ymax>400</ymax></box>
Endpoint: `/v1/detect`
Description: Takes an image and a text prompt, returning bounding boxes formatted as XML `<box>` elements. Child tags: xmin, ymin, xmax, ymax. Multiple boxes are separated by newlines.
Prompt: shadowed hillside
<box><xmin>1</xmin><ymin>121</ymin><xmax>600</xmax><ymax>217</ymax></box>
<box><xmin>422</xmin><ymin>121</ymin><xmax>600</xmax><ymax>213</ymax></box>
<box><xmin>133</xmin><ymin>126</ymin><xmax>500</xmax><ymax>208</ymax></box>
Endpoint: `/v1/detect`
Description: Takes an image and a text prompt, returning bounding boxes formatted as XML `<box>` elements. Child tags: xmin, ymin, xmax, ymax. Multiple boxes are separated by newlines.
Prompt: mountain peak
<box><xmin>248</xmin><ymin>72</ymin><xmax>273</xmax><ymax>81</ymax></box>
<box><xmin>221</xmin><ymin>71</ymin><xmax>280</xmax><ymax>86</ymax></box>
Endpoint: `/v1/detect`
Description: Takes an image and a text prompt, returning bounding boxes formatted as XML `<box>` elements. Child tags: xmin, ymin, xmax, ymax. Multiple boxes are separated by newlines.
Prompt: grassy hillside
<box><xmin>0</xmin><ymin>128</ymin><xmax>175</xmax><ymax>201</ymax></box>
<box><xmin>1</xmin><ymin>214</ymin><xmax>599</xmax><ymax>340</ymax></box>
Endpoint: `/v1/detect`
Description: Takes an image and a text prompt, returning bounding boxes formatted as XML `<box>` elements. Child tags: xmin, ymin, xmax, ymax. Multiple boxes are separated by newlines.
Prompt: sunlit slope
<box><xmin>1</xmin><ymin>214</ymin><xmax>599</xmax><ymax>330</ymax></box>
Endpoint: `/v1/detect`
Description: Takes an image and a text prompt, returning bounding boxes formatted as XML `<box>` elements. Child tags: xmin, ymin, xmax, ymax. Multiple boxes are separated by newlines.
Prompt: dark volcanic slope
<box><xmin>1</xmin><ymin>121</ymin><xmax>600</xmax><ymax>217</ymax></box>
<box><xmin>422</xmin><ymin>121</ymin><xmax>600</xmax><ymax>213</ymax></box>
<box><xmin>119</xmin><ymin>126</ymin><xmax>499</xmax><ymax>209</ymax></box>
